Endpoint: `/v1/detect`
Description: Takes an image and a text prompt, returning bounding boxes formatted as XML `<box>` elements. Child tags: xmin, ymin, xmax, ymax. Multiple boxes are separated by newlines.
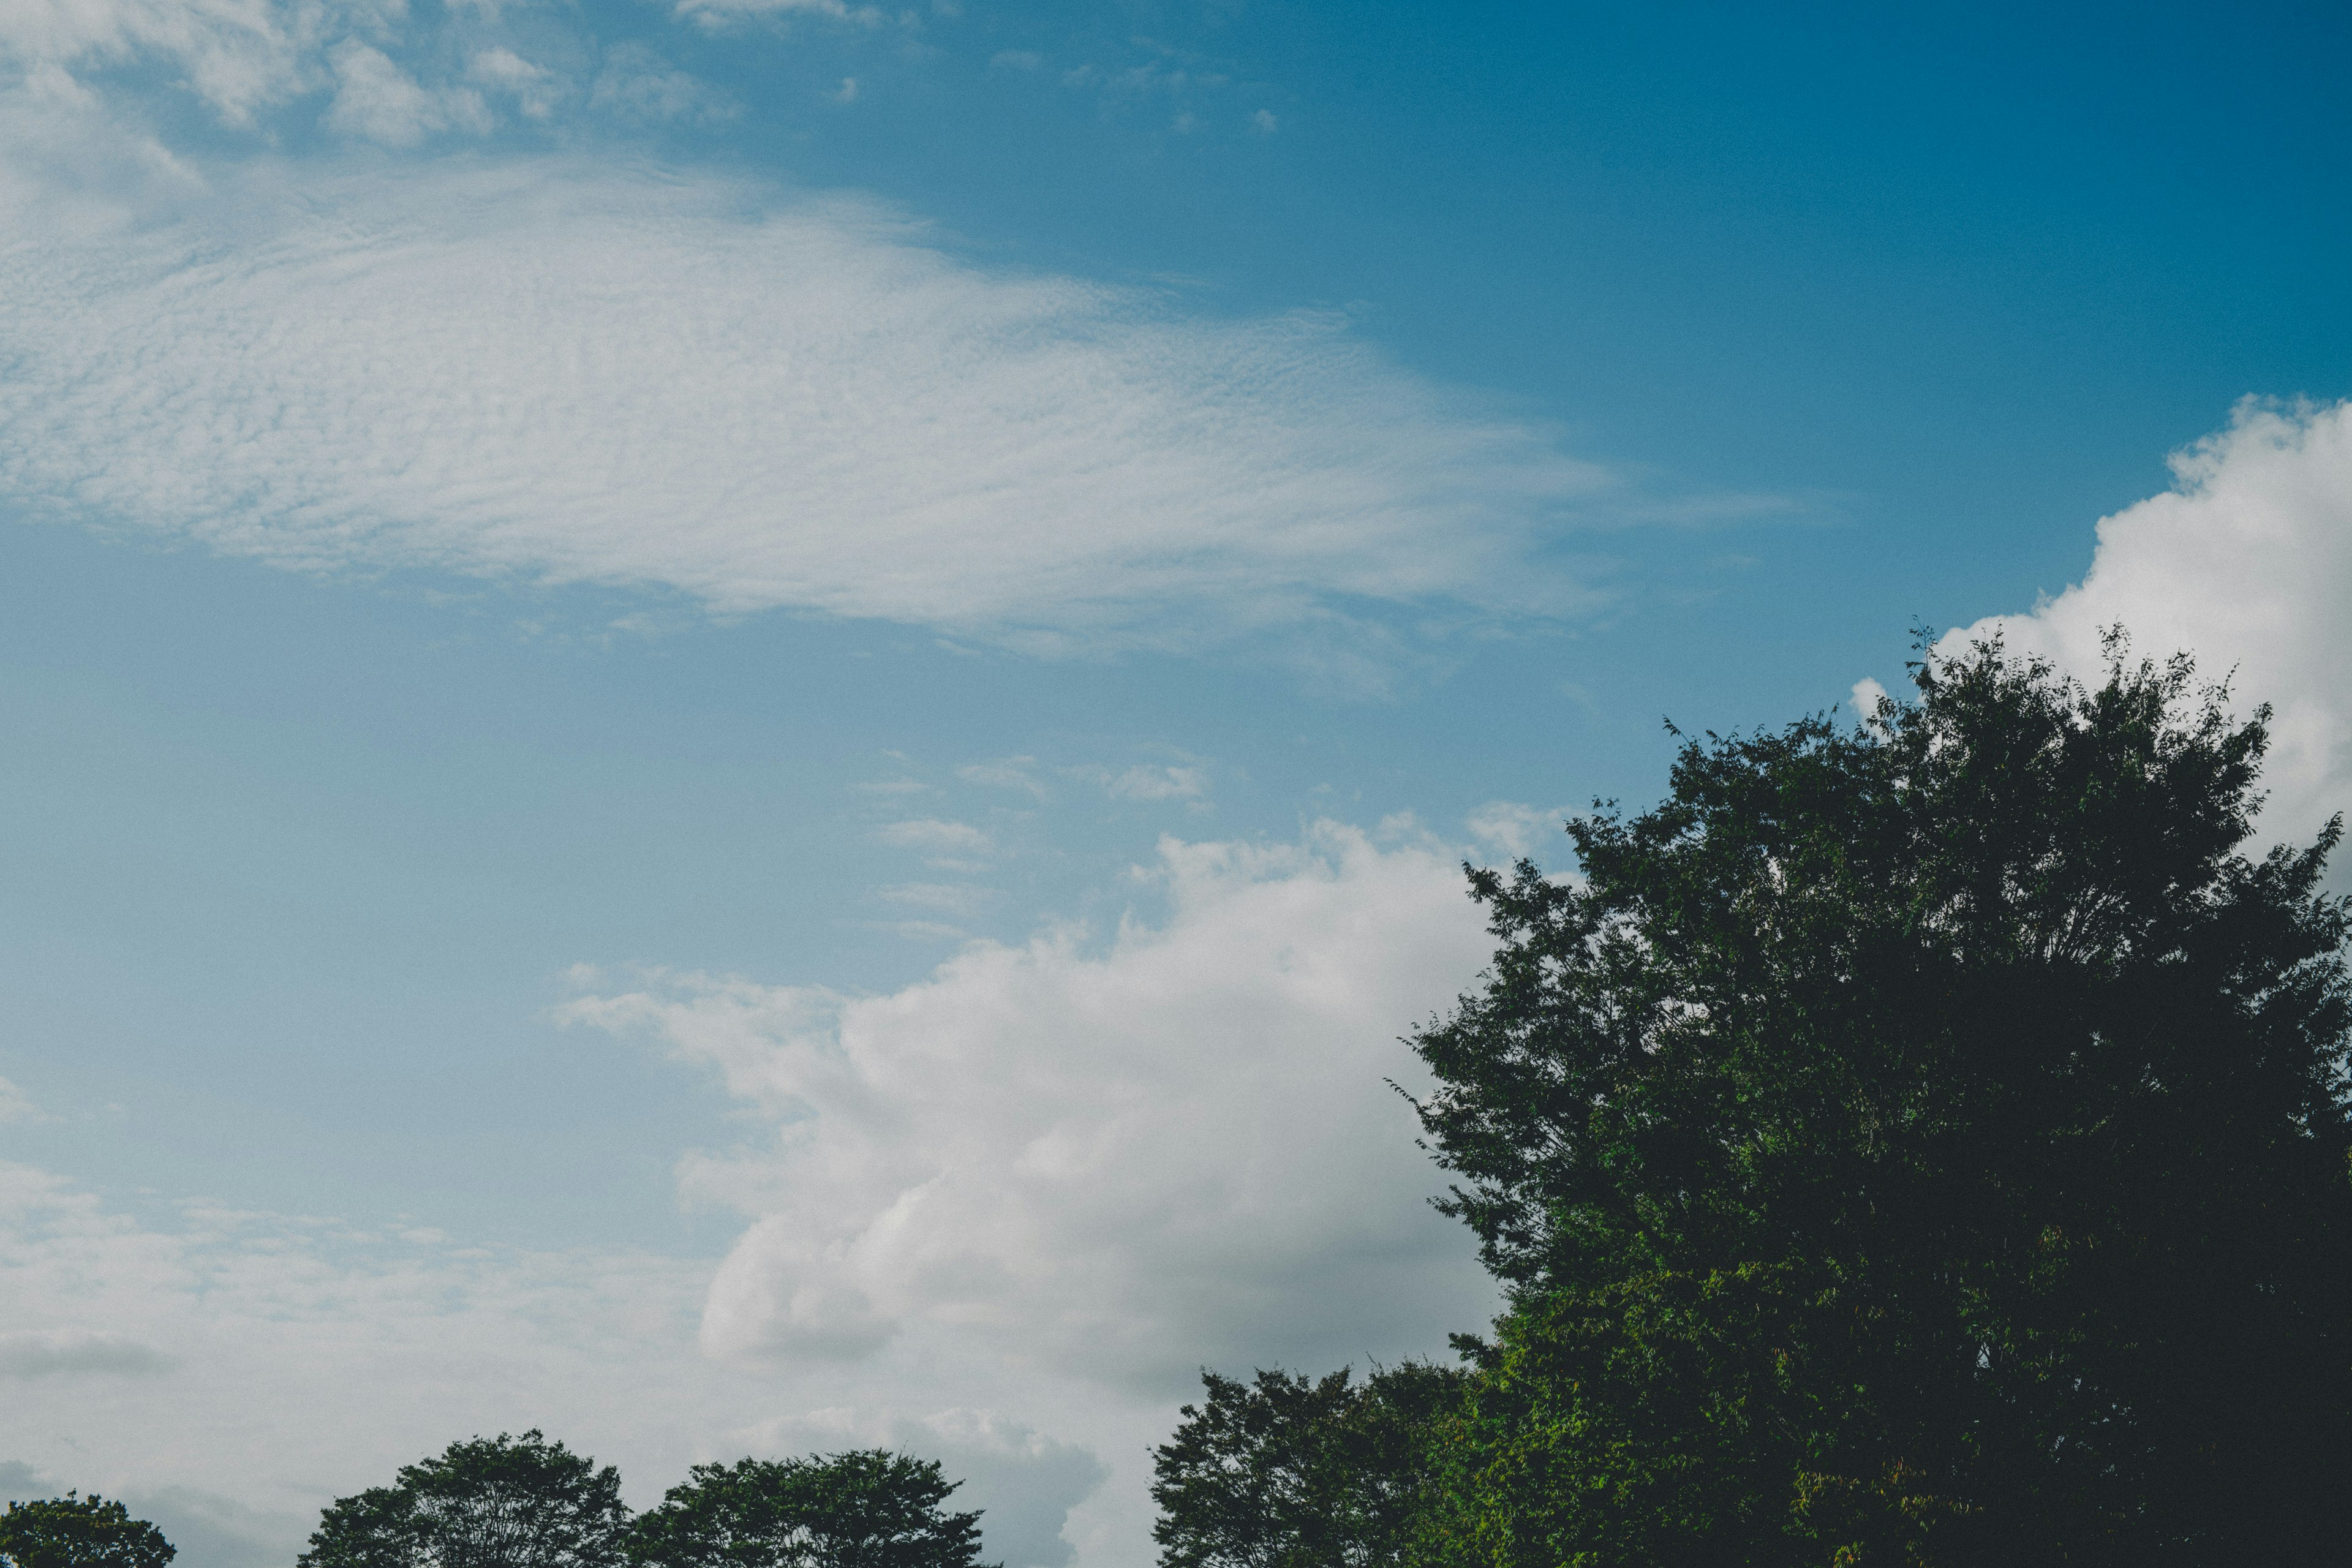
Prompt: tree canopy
<box><xmin>1404</xmin><ymin>638</ymin><xmax>2352</xmax><ymax>1566</ymax></box>
<box><xmin>1151</xmin><ymin>1363</ymin><xmax>1464</xmax><ymax>1568</ymax></box>
<box><xmin>626</xmin><ymin>1452</ymin><xmax>990</xmax><ymax>1568</ymax></box>
<box><xmin>300</xmin><ymin>1431</ymin><xmax>630</xmax><ymax>1568</ymax></box>
<box><xmin>0</xmin><ymin>1493</ymin><xmax>175</xmax><ymax>1568</ymax></box>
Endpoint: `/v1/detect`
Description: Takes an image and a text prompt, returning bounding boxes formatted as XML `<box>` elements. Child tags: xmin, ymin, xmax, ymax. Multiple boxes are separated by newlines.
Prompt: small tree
<box><xmin>0</xmin><ymin>1494</ymin><xmax>175</xmax><ymax>1568</ymax></box>
<box><xmin>1409</xmin><ymin>636</ymin><xmax>2352</xmax><ymax>1566</ymax></box>
<box><xmin>301</xmin><ymin>1431</ymin><xmax>630</xmax><ymax>1568</ymax></box>
<box><xmin>627</xmin><ymin>1452</ymin><xmax>990</xmax><ymax>1568</ymax></box>
<box><xmin>1152</xmin><ymin>1363</ymin><xmax>1465</xmax><ymax>1568</ymax></box>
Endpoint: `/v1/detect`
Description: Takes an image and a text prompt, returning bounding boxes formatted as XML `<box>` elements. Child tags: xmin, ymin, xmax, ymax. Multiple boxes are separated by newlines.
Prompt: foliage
<box><xmin>300</xmin><ymin>1430</ymin><xmax>630</xmax><ymax>1568</ymax></box>
<box><xmin>1151</xmin><ymin>1362</ymin><xmax>1466</xmax><ymax>1568</ymax></box>
<box><xmin>625</xmin><ymin>1452</ymin><xmax>990</xmax><ymax>1568</ymax></box>
<box><xmin>0</xmin><ymin>1493</ymin><xmax>175</xmax><ymax>1568</ymax></box>
<box><xmin>1406</xmin><ymin>636</ymin><xmax>2352</xmax><ymax>1566</ymax></box>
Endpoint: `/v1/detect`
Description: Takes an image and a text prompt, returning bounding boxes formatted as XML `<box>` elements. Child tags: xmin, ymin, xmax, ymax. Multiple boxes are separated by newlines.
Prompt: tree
<box><xmin>1408</xmin><ymin>637</ymin><xmax>2352</xmax><ymax>1566</ymax></box>
<box><xmin>626</xmin><ymin>1452</ymin><xmax>990</xmax><ymax>1568</ymax></box>
<box><xmin>301</xmin><ymin>1431</ymin><xmax>630</xmax><ymax>1568</ymax></box>
<box><xmin>1152</xmin><ymin>1362</ymin><xmax>1466</xmax><ymax>1568</ymax></box>
<box><xmin>0</xmin><ymin>1494</ymin><xmax>175</xmax><ymax>1568</ymax></box>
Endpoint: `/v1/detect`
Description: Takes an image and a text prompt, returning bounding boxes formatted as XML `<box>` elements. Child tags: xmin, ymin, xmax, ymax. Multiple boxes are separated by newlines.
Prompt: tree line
<box><xmin>1150</xmin><ymin>636</ymin><xmax>2352</xmax><ymax>1567</ymax></box>
<box><xmin>10</xmin><ymin>636</ymin><xmax>2349</xmax><ymax>1568</ymax></box>
<box><xmin>0</xmin><ymin>1442</ymin><xmax>989</xmax><ymax>1568</ymax></box>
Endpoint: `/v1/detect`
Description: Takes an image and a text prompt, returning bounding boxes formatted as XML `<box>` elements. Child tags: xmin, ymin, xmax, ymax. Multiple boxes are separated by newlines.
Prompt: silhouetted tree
<box><xmin>0</xmin><ymin>1493</ymin><xmax>174</xmax><ymax>1568</ymax></box>
<box><xmin>1408</xmin><ymin>635</ymin><xmax>2352</xmax><ymax>1566</ymax></box>
<box><xmin>627</xmin><ymin>1452</ymin><xmax>989</xmax><ymax>1568</ymax></box>
<box><xmin>1152</xmin><ymin>1363</ymin><xmax>1464</xmax><ymax>1568</ymax></box>
<box><xmin>301</xmin><ymin>1431</ymin><xmax>629</xmax><ymax>1568</ymax></box>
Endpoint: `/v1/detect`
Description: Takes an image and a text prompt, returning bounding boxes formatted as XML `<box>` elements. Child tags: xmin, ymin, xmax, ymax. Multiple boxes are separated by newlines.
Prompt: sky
<box><xmin>2</xmin><ymin>2</ymin><xmax>2350</xmax><ymax>1564</ymax></box>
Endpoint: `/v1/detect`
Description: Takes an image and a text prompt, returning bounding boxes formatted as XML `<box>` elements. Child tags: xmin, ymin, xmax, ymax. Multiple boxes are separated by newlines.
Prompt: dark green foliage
<box><xmin>0</xmin><ymin>1493</ymin><xmax>175</xmax><ymax>1568</ymax></box>
<box><xmin>300</xmin><ymin>1431</ymin><xmax>630</xmax><ymax>1568</ymax></box>
<box><xmin>626</xmin><ymin>1452</ymin><xmax>990</xmax><ymax>1568</ymax></box>
<box><xmin>1408</xmin><ymin>637</ymin><xmax>2352</xmax><ymax>1566</ymax></box>
<box><xmin>1151</xmin><ymin>1363</ymin><xmax>1465</xmax><ymax>1568</ymax></box>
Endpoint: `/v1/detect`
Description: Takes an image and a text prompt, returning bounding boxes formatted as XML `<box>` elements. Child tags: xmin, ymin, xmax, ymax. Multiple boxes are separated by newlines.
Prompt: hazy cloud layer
<box><xmin>0</xmin><ymin>1158</ymin><xmax>1117</xmax><ymax>1568</ymax></box>
<box><xmin>568</xmin><ymin>821</ymin><xmax>1500</xmax><ymax>1393</ymax></box>
<box><xmin>4</xmin><ymin>823</ymin><xmax>1499</xmax><ymax>1568</ymax></box>
<box><xmin>1942</xmin><ymin>400</ymin><xmax>2352</xmax><ymax>861</ymax></box>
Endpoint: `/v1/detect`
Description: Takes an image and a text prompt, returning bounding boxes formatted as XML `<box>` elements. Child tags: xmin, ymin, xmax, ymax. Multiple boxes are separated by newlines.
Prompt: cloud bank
<box><xmin>567</xmin><ymin>821</ymin><xmax>1501</xmax><ymax>1393</ymax></box>
<box><xmin>1941</xmin><ymin>399</ymin><xmax>2352</xmax><ymax>858</ymax></box>
<box><xmin>5</xmin><ymin>823</ymin><xmax>1500</xmax><ymax>1568</ymax></box>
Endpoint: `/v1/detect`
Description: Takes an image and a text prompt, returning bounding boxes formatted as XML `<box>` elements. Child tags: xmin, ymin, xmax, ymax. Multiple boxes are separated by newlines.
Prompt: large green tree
<box><xmin>301</xmin><ymin>1431</ymin><xmax>630</xmax><ymax>1568</ymax></box>
<box><xmin>1408</xmin><ymin>638</ymin><xmax>2352</xmax><ymax>1566</ymax></box>
<box><xmin>1152</xmin><ymin>1362</ymin><xmax>1466</xmax><ymax>1568</ymax></box>
<box><xmin>0</xmin><ymin>1494</ymin><xmax>175</xmax><ymax>1568</ymax></box>
<box><xmin>626</xmin><ymin>1452</ymin><xmax>990</xmax><ymax>1568</ymax></box>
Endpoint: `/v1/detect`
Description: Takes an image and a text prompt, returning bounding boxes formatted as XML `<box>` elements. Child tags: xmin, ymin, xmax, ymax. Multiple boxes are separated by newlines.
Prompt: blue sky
<box><xmin>2</xmin><ymin>3</ymin><xmax>2350</xmax><ymax>1566</ymax></box>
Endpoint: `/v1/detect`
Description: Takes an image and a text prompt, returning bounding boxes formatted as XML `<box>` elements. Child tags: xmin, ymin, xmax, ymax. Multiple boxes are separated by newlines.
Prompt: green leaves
<box><xmin>1151</xmin><ymin>1364</ymin><xmax>1466</xmax><ymax>1568</ymax></box>
<box><xmin>1406</xmin><ymin>636</ymin><xmax>2352</xmax><ymax>1565</ymax></box>
<box><xmin>625</xmin><ymin>1453</ymin><xmax>990</xmax><ymax>1568</ymax></box>
<box><xmin>0</xmin><ymin>1494</ymin><xmax>175</xmax><ymax>1568</ymax></box>
<box><xmin>301</xmin><ymin>1441</ymin><xmax>991</xmax><ymax>1568</ymax></box>
<box><xmin>300</xmin><ymin>1431</ymin><xmax>633</xmax><ymax>1568</ymax></box>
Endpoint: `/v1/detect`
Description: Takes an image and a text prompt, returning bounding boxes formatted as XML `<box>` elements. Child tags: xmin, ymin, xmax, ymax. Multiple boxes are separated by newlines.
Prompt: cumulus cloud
<box><xmin>1940</xmin><ymin>400</ymin><xmax>2352</xmax><ymax>858</ymax></box>
<box><xmin>0</xmin><ymin>137</ymin><xmax>1662</xmax><ymax>662</ymax></box>
<box><xmin>564</xmin><ymin>822</ymin><xmax>1500</xmax><ymax>1393</ymax></box>
<box><xmin>0</xmin><ymin>0</ymin><xmax>337</xmax><ymax>123</ymax></box>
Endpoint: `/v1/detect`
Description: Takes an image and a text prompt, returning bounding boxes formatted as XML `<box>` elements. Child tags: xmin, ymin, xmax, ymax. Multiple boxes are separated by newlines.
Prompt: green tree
<box><xmin>301</xmin><ymin>1431</ymin><xmax>629</xmax><ymax>1568</ymax></box>
<box><xmin>0</xmin><ymin>1493</ymin><xmax>175</xmax><ymax>1568</ymax></box>
<box><xmin>1408</xmin><ymin>636</ymin><xmax>2352</xmax><ymax>1567</ymax></box>
<box><xmin>1152</xmin><ymin>1362</ymin><xmax>1466</xmax><ymax>1568</ymax></box>
<box><xmin>626</xmin><ymin>1452</ymin><xmax>990</xmax><ymax>1568</ymax></box>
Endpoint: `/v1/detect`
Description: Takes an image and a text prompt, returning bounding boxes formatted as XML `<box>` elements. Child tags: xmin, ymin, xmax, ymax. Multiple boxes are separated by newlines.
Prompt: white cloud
<box><xmin>874</xmin><ymin>819</ymin><xmax>994</xmax><ymax>855</ymax></box>
<box><xmin>1463</xmin><ymin>799</ymin><xmax>1564</xmax><ymax>861</ymax></box>
<box><xmin>323</xmin><ymin>40</ymin><xmax>491</xmax><ymax>145</ymax></box>
<box><xmin>0</xmin><ymin>140</ymin><xmax>1656</xmax><ymax>662</ymax></box>
<box><xmin>1940</xmin><ymin>399</ymin><xmax>2352</xmax><ymax>859</ymax></box>
<box><xmin>958</xmin><ymin>759</ymin><xmax>1049</xmax><ymax>798</ymax></box>
<box><xmin>564</xmin><ymin>821</ymin><xmax>1499</xmax><ymax>1394</ymax></box>
<box><xmin>1249</xmin><ymin>108</ymin><xmax>1276</xmax><ymax>134</ymax></box>
<box><xmin>0</xmin><ymin>1077</ymin><xmax>36</xmax><ymax>1123</ymax></box>
<box><xmin>1</xmin><ymin>822</ymin><xmax>1498</xmax><ymax>1568</ymax></box>
<box><xmin>0</xmin><ymin>0</ymin><xmax>339</xmax><ymax>123</ymax></box>
<box><xmin>1093</xmin><ymin>764</ymin><xmax>1205</xmax><ymax>803</ymax></box>
<box><xmin>586</xmin><ymin>42</ymin><xmax>736</xmax><ymax>124</ymax></box>
<box><xmin>467</xmin><ymin>47</ymin><xmax>562</xmax><ymax>120</ymax></box>
<box><xmin>671</xmin><ymin>0</ymin><xmax>884</xmax><ymax>28</ymax></box>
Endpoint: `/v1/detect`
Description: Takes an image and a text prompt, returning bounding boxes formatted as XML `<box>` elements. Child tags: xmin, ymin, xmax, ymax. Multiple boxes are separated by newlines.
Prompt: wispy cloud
<box><xmin>874</xmin><ymin>820</ymin><xmax>994</xmax><ymax>856</ymax></box>
<box><xmin>0</xmin><ymin>135</ymin><xmax>1675</xmax><ymax>663</ymax></box>
<box><xmin>1090</xmin><ymin>764</ymin><xmax>1207</xmax><ymax>803</ymax></box>
<box><xmin>957</xmin><ymin>759</ymin><xmax>1049</xmax><ymax>798</ymax></box>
